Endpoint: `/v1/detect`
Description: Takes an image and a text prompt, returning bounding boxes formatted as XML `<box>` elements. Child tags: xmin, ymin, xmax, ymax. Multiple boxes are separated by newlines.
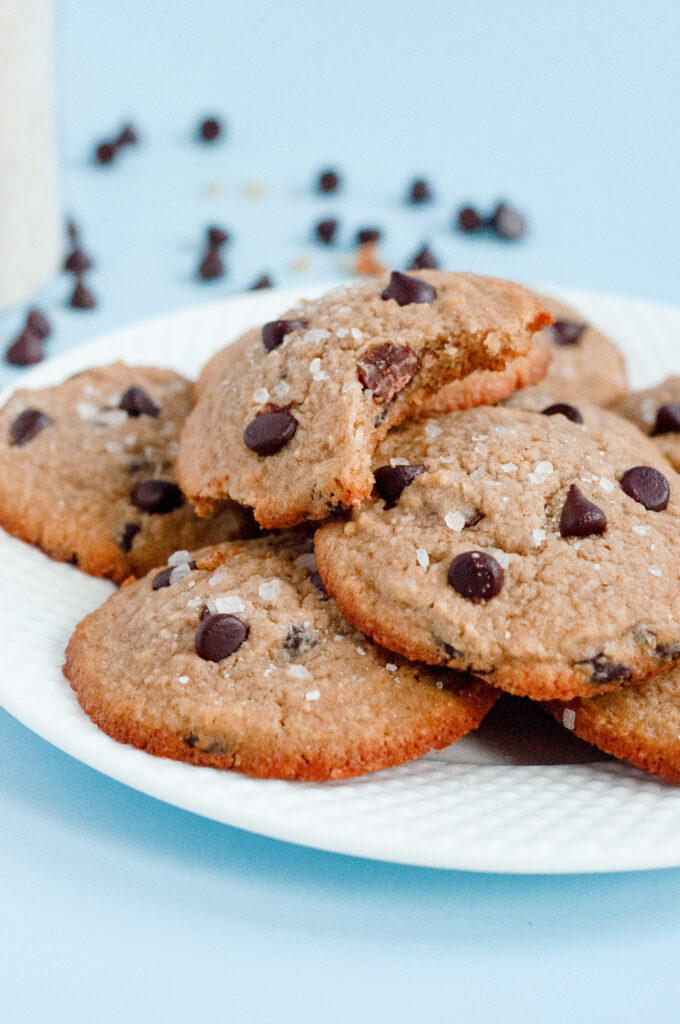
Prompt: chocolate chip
<box><xmin>199</xmin><ymin>117</ymin><xmax>222</xmax><ymax>142</ymax></box>
<box><xmin>374</xmin><ymin>464</ymin><xmax>425</xmax><ymax>506</ymax></box>
<box><xmin>130</xmin><ymin>479</ymin><xmax>185</xmax><ymax>514</ymax></box>
<box><xmin>656</xmin><ymin>642</ymin><xmax>680</xmax><ymax>662</ymax></box>
<box><xmin>261</xmin><ymin>318</ymin><xmax>308</xmax><ymax>352</ymax></box>
<box><xmin>652</xmin><ymin>403</ymin><xmax>680</xmax><ymax>436</ymax></box>
<box><xmin>542</xmin><ymin>402</ymin><xmax>583</xmax><ymax>424</ymax></box>
<box><xmin>547</xmin><ymin>319</ymin><xmax>586</xmax><ymax>346</ymax></box>
<box><xmin>198</xmin><ymin>250</ymin><xmax>224</xmax><ymax>281</ymax></box>
<box><xmin>25</xmin><ymin>308</ymin><xmax>51</xmax><ymax>340</ymax></box>
<box><xmin>358</xmin><ymin>342</ymin><xmax>420</xmax><ymax>402</ymax></box>
<box><xmin>448</xmin><ymin>551</ymin><xmax>504</xmax><ymax>602</ymax></box>
<box><xmin>317</xmin><ymin>169</ymin><xmax>340</xmax><ymax>194</ymax></box>
<box><xmin>69</xmin><ymin>279</ymin><xmax>96</xmax><ymax>309</ymax></box>
<box><xmin>183</xmin><ymin>734</ymin><xmax>199</xmax><ymax>747</ymax></box>
<box><xmin>95</xmin><ymin>141</ymin><xmax>117</xmax><ymax>165</ymax></box>
<box><xmin>6</xmin><ymin>329</ymin><xmax>44</xmax><ymax>366</ymax></box>
<box><xmin>577</xmin><ymin>655</ymin><xmax>632</xmax><ymax>685</ymax></box>
<box><xmin>620</xmin><ymin>466</ymin><xmax>670</xmax><ymax>511</ymax></box>
<box><xmin>490</xmin><ymin>202</ymin><xmax>526</xmax><ymax>240</ymax></box>
<box><xmin>250</xmin><ymin>274</ymin><xmax>273</xmax><ymax>290</ymax></box>
<box><xmin>117</xmin><ymin>123</ymin><xmax>138</xmax><ymax>146</ymax></box>
<box><xmin>119</xmin><ymin>386</ymin><xmax>160</xmax><ymax>418</ymax></box>
<box><xmin>559</xmin><ymin>484</ymin><xmax>607</xmax><ymax>538</ymax></box>
<box><xmin>151</xmin><ymin>560</ymin><xmax>196</xmax><ymax>590</ymax></box>
<box><xmin>381</xmin><ymin>270</ymin><xmax>436</xmax><ymax>306</ymax></box>
<box><xmin>207</xmin><ymin>226</ymin><xmax>229</xmax><ymax>247</ymax></box>
<box><xmin>407</xmin><ymin>179</ymin><xmax>432</xmax><ymax>204</ymax></box>
<box><xmin>407</xmin><ymin>245</ymin><xmax>438</xmax><ymax>270</ymax></box>
<box><xmin>10</xmin><ymin>408</ymin><xmax>53</xmax><ymax>446</ymax></box>
<box><xmin>64</xmin><ymin>248</ymin><xmax>92</xmax><ymax>274</ymax></box>
<box><xmin>196</xmin><ymin>613</ymin><xmax>248</xmax><ymax>662</ymax></box>
<box><xmin>456</xmin><ymin>205</ymin><xmax>485</xmax><ymax>233</ymax></box>
<box><xmin>356</xmin><ymin>227</ymin><xmax>381</xmax><ymax>245</ymax></box>
<box><xmin>283</xmin><ymin>624</ymin><xmax>317</xmax><ymax>655</ymax></box>
<box><xmin>66</xmin><ymin>218</ymin><xmax>79</xmax><ymax>244</ymax></box>
<box><xmin>243</xmin><ymin>408</ymin><xmax>297</xmax><ymax>455</ymax></box>
<box><xmin>310</xmin><ymin>571</ymin><xmax>328</xmax><ymax>596</ymax></box>
<box><xmin>436</xmin><ymin>639</ymin><xmax>464</xmax><ymax>659</ymax></box>
<box><xmin>119</xmin><ymin>522</ymin><xmax>141</xmax><ymax>552</ymax></box>
<box><xmin>315</xmin><ymin>218</ymin><xmax>338</xmax><ymax>245</ymax></box>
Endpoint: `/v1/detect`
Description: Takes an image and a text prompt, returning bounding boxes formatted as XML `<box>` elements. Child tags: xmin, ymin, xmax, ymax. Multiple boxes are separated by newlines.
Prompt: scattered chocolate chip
<box><xmin>356</xmin><ymin>227</ymin><xmax>381</xmax><ymax>245</ymax></box>
<box><xmin>198</xmin><ymin>250</ymin><xmax>224</xmax><ymax>281</ymax></box>
<box><xmin>310</xmin><ymin>571</ymin><xmax>328</xmax><ymax>596</ymax></box>
<box><xmin>151</xmin><ymin>560</ymin><xmax>197</xmax><ymax>590</ymax></box>
<box><xmin>315</xmin><ymin>218</ymin><xmax>338</xmax><ymax>245</ymax></box>
<box><xmin>381</xmin><ymin>270</ymin><xmax>436</xmax><ymax>306</ymax></box>
<box><xmin>656</xmin><ymin>642</ymin><xmax>680</xmax><ymax>662</ymax></box>
<box><xmin>456</xmin><ymin>205</ymin><xmax>485</xmax><ymax>233</ymax></box>
<box><xmin>6</xmin><ymin>329</ymin><xmax>44</xmax><ymax>366</ymax></box>
<box><xmin>130</xmin><ymin>479</ymin><xmax>185</xmax><ymax>514</ymax></box>
<box><xmin>577</xmin><ymin>655</ymin><xmax>632</xmax><ymax>685</ymax></box>
<box><xmin>10</xmin><ymin>408</ymin><xmax>53</xmax><ymax>446</ymax></box>
<box><xmin>95</xmin><ymin>141</ymin><xmax>117</xmax><ymax>165</ymax></box>
<box><xmin>542</xmin><ymin>402</ymin><xmax>583</xmax><ymax>424</ymax></box>
<box><xmin>119</xmin><ymin>522</ymin><xmax>141</xmax><ymax>552</ymax></box>
<box><xmin>490</xmin><ymin>201</ymin><xmax>526</xmax><ymax>240</ymax></box>
<box><xmin>464</xmin><ymin>510</ymin><xmax>485</xmax><ymax>529</ymax></box>
<box><xmin>448</xmin><ymin>551</ymin><xmax>504</xmax><ymax>602</ymax></box>
<box><xmin>69</xmin><ymin>278</ymin><xmax>96</xmax><ymax>309</ymax></box>
<box><xmin>407</xmin><ymin>179</ymin><xmax>432</xmax><ymax>204</ymax></box>
<box><xmin>620</xmin><ymin>465</ymin><xmax>670</xmax><ymax>511</ymax></box>
<box><xmin>559</xmin><ymin>484</ymin><xmax>607</xmax><ymax>538</ymax></box>
<box><xmin>407</xmin><ymin>245</ymin><xmax>438</xmax><ymax>270</ymax></box>
<box><xmin>199</xmin><ymin>117</ymin><xmax>222</xmax><ymax>142</ymax></box>
<box><xmin>196</xmin><ymin>613</ymin><xmax>248</xmax><ymax>662</ymax></box>
<box><xmin>547</xmin><ymin>319</ymin><xmax>586</xmax><ymax>346</ymax></box>
<box><xmin>283</xmin><ymin>624</ymin><xmax>317</xmax><ymax>656</ymax></box>
<box><xmin>250</xmin><ymin>274</ymin><xmax>273</xmax><ymax>290</ymax></box>
<box><xmin>207</xmin><ymin>226</ymin><xmax>229</xmax><ymax>247</ymax></box>
<box><xmin>243</xmin><ymin>408</ymin><xmax>297</xmax><ymax>455</ymax></box>
<box><xmin>358</xmin><ymin>342</ymin><xmax>420</xmax><ymax>402</ymax></box>
<box><xmin>25</xmin><ymin>308</ymin><xmax>51</xmax><ymax>340</ymax></box>
<box><xmin>117</xmin><ymin>123</ymin><xmax>138</xmax><ymax>146</ymax></box>
<box><xmin>317</xmin><ymin>169</ymin><xmax>340</xmax><ymax>194</ymax></box>
<box><xmin>261</xmin><ymin>318</ymin><xmax>308</xmax><ymax>352</ymax></box>
<box><xmin>66</xmin><ymin>218</ymin><xmax>79</xmax><ymax>244</ymax></box>
<box><xmin>64</xmin><ymin>248</ymin><xmax>92</xmax><ymax>274</ymax></box>
<box><xmin>652</xmin><ymin>403</ymin><xmax>680</xmax><ymax>436</ymax></box>
<box><xmin>374</xmin><ymin>464</ymin><xmax>425</xmax><ymax>506</ymax></box>
<box><xmin>119</xmin><ymin>386</ymin><xmax>160</xmax><ymax>418</ymax></box>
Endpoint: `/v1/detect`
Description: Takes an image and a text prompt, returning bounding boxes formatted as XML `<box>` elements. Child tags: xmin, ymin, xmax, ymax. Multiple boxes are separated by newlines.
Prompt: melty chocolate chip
<box><xmin>548</xmin><ymin>320</ymin><xmax>587</xmax><ymax>346</ymax></box>
<box><xmin>448</xmin><ymin>551</ymin><xmax>504</xmax><ymax>602</ymax></box>
<box><xmin>358</xmin><ymin>342</ymin><xmax>420</xmax><ymax>402</ymax></box>
<box><xmin>374</xmin><ymin>463</ymin><xmax>425</xmax><ymax>506</ymax></box>
<box><xmin>620</xmin><ymin>466</ymin><xmax>670</xmax><ymax>511</ymax></box>
<box><xmin>10</xmin><ymin>408</ymin><xmax>53</xmax><ymax>446</ymax></box>
<box><xmin>407</xmin><ymin>245</ymin><xmax>438</xmax><ymax>270</ymax></box>
<box><xmin>196</xmin><ymin>613</ymin><xmax>248</xmax><ymax>662</ymax></box>
<box><xmin>119</xmin><ymin>386</ymin><xmax>159</xmax><ymax>418</ymax></box>
<box><xmin>559</xmin><ymin>484</ymin><xmax>607</xmax><ymax>538</ymax></box>
<box><xmin>262</xmin><ymin>318</ymin><xmax>307</xmax><ymax>352</ymax></box>
<box><xmin>652</xmin><ymin>403</ymin><xmax>680</xmax><ymax>436</ymax></box>
<box><xmin>542</xmin><ymin>402</ymin><xmax>584</xmax><ymax>424</ymax></box>
<box><xmin>243</xmin><ymin>408</ymin><xmax>297</xmax><ymax>455</ymax></box>
<box><xmin>381</xmin><ymin>270</ymin><xmax>436</xmax><ymax>306</ymax></box>
<box><xmin>130</xmin><ymin>479</ymin><xmax>185</xmax><ymax>514</ymax></box>
<box><xmin>119</xmin><ymin>522</ymin><xmax>141</xmax><ymax>552</ymax></box>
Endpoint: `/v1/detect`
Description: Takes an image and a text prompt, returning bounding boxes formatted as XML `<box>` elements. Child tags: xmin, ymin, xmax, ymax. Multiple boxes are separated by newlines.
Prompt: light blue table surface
<box><xmin>3</xmin><ymin>2</ymin><xmax>680</xmax><ymax>1020</ymax></box>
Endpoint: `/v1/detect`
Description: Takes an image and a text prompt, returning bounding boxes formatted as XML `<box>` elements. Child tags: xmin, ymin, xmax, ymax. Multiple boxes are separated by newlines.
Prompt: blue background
<box><xmin>2</xmin><ymin>2</ymin><xmax>680</xmax><ymax>1020</ymax></box>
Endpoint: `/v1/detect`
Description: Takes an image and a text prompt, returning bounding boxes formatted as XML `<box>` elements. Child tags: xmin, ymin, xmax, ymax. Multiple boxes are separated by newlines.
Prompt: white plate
<box><xmin>3</xmin><ymin>283</ymin><xmax>680</xmax><ymax>875</ymax></box>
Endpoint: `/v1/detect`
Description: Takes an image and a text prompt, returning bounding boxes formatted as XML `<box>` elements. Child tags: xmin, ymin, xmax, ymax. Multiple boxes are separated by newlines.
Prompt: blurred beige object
<box><xmin>0</xmin><ymin>0</ymin><xmax>60</xmax><ymax>307</ymax></box>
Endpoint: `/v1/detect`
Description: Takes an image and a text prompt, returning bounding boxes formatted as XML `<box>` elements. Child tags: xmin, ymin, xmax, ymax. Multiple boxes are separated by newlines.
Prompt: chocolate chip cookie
<box><xmin>614</xmin><ymin>376</ymin><xmax>680</xmax><ymax>473</ymax></box>
<box><xmin>315</xmin><ymin>405</ymin><xmax>680</xmax><ymax>701</ymax></box>
<box><xmin>0</xmin><ymin>363</ymin><xmax>255</xmax><ymax>582</ymax></box>
<box><xmin>177</xmin><ymin>271</ymin><xmax>550</xmax><ymax>527</ymax></box>
<box><xmin>64</xmin><ymin>534</ymin><xmax>498</xmax><ymax>780</ymax></box>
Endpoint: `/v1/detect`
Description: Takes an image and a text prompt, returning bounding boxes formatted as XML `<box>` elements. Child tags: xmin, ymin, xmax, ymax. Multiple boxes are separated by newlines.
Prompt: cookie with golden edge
<box><xmin>177</xmin><ymin>271</ymin><xmax>551</xmax><ymax>528</ymax></box>
<box><xmin>0</xmin><ymin>363</ymin><xmax>256</xmax><ymax>583</ymax></box>
<box><xmin>64</xmin><ymin>534</ymin><xmax>499</xmax><ymax>781</ymax></box>
<box><xmin>315</xmin><ymin>405</ymin><xmax>680</xmax><ymax>701</ymax></box>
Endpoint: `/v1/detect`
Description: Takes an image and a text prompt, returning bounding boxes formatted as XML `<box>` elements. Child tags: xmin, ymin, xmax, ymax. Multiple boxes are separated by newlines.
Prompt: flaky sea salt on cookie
<box><xmin>315</xmin><ymin>405</ymin><xmax>680</xmax><ymax>702</ymax></box>
<box><xmin>64</xmin><ymin>534</ymin><xmax>498</xmax><ymax>781</ymax></box>
<box><xmin>177</xmin><ymin>270</ymin><xmax>550</xmax><ymax>528</ymax></box>
<box><xmin>0</xmin><ymin>363</ymin><xmax>256</xmax><ymax>583</ymax></box>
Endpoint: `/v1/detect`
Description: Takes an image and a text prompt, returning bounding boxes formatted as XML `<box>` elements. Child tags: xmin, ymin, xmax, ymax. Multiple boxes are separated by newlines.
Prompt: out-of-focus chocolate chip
<box><xmin>130</xmin><ymin>479</ymin><xmax>184</xmax><ymax>514</ymax></box>
<box><xmin>198</xmin><ymin>250</ymin><xmax>224</xmax><ymax>281</ymax></box>
<box><xmin>25</xmin><ymin>308</ymin><xmax>51</xmax><ymax>340</ymax></box>
<box><xmin>407</xmin><ymin>245</ymin><xmax>438</xmax><ymax>270</ymax></box>
<box><xmin>547</xmin><ymin>320</ymin><xmax>587</xmax><ymax>346</ymax></box>
<box><xmin>356</xmin><ymin>227</ymin><xmax>381</xmax><ymax>245</ymax></box>
<box><xmin>315</xmin><ymin>218</ymin><xmax>338</xmax><ymax>245</ymax></box>
<box><xmin>490</xmin><ymin>202</ymin><xmax>526</xmax><ymax>240</ymax></box>
<box><xmin>69</xmin><ymin>279</ymin><xmax>96</xmax><ymax>309</ymax></box>
<box><xmin>652</xmin><ymin>403</ymin><xmax>680</xmax><ymax>436</ymax></box>
<box><xmin>10</xmin><ymin>408</ymin><xmax>53</xmax><ymax>446</ymax></box>
<box><xmin>64</xmin><ymin>249</ymin><xmax>92</xmax><ymax>274</ymax></box>
<box><xmin>381</xmin><ymin>270</ymin><xmax>436</xmax><ymax>306</ymax></box>
<box><xmin>250</xmin><ymin>274</ymin><xmax>273</xmax><ymax>290</ymax></box>
<box><xmin>119</xmin><ymin>522</ymin><xmax>141</xmax><ymax>553</ymax></box>
<box><xmin>199</xmin><ymin>117</ymin><xmax>222</xmax><ymax>142</ymax></box>
<box><xmin>119</xmin><ymin>386</ymin><xmax>160</xmax><ymax>418</ymax></box>
<box><xmin>542</xmin><ymin>402</ymin><xmax>583</xmax><ymax>424</ymax></box>
<box><xmin>407</xmin><ymin>179</ymin><xmax>432</xmax><ymax>204</ymax></box>
<box><xmin>95</xmin><ymin>141</ymin><xmax>117</xmax><ymax>165</ymax></box>
<box><xmin>6</xmin><ymin>330</ymin><xmax>44</xmax><ymax>366</ymax></box>
<box><xmin>117</xmin><ymin>124</ymin><xmax>138</xmax><ymax>146</ymax></box>
<box><xmin>456</xmin><ymin>206</ymin><xmax>485</xmax><ymax>233</ymax></box>
<box><xmin>207</xmin><ymin>226</ymin><xmax>229</xmax><ymax>247</ymax></box>
<box><xmin>317</xmin><ymin>169</ymin><xmax>340</xmax><ymax>194</ymax></box>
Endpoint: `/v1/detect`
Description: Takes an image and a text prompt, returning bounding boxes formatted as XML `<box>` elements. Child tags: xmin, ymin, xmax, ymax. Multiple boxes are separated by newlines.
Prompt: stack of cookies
<box><xmin>3</xmin><ymin>268</ymin><xmax>680</xmax><ymax>783</ymax></box>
